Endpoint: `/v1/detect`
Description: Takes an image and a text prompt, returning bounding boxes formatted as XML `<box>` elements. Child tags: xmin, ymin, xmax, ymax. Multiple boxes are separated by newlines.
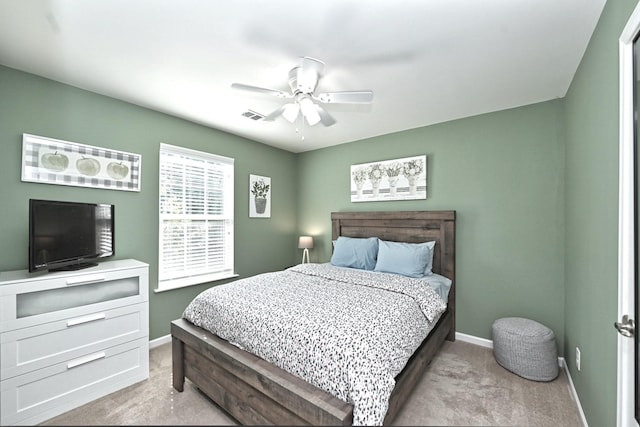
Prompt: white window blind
<box><xmin>158</xmin><ymin>143</ymin><xmax>235</xmax><ymax>291</ymax></box>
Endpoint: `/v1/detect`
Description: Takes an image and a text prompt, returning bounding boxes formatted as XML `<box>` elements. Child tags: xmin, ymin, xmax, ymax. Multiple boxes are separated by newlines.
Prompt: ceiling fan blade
<box><xmin>262</xmin><ymin>106</ymin><xmax>285</xmax><ymax>121</ymax></box>
<box><xmin>295</xmin><ymin>57</ymin><xmax>324</xmax><ymax>93</ymax></box>
<box><xmin>314</xmin><ymin>104</ymin><xmax>337</xmax><ymax>127</ymax></box>
<box><xmin>316</xmin><ymin>91</ymin><xmax>374</xmax><ymax>104</ymax></box>
<box><xmin>231</xmin><ymin>83</ymin><xmax>292</xmax><ymax>99</ymax></box>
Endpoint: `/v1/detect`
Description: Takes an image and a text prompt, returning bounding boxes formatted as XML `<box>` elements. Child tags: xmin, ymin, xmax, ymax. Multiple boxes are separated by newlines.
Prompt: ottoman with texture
<box><xmin>492</xmin><ymin>317</ymin><xmax>558</xmax><ymax>381</ymax></box>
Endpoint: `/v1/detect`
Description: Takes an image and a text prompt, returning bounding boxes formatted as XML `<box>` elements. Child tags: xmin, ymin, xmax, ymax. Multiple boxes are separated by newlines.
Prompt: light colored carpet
<box><xmin>41</xmin><ymin>340</ymin><xmax>583</xmax><ymax>426</ymax></box>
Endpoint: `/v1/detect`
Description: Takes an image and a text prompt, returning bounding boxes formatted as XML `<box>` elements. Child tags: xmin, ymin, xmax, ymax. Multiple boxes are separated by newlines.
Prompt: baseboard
<box><xmin>456</xmin><ymin>331</ymin><xmax>493</xmax><ymax>348</ymax></box>
<box><xmin>149</xmin><ymin>334</ymin><xmax>171</xmax><ymax>349</ymax></box>
<box><xmin>456</xmin><ymin>332</ymin><xmax>588</xmax><ymax>427</ymax></box>
<box><xmin>559</xmin><ymin>357</ymin><xmax>589</xmax><ymax>427</ymax></box>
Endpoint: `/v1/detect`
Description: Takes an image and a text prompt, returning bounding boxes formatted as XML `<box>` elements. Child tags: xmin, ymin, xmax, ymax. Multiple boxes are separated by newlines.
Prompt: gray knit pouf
<box><xmin>492</xmin><ymin>317</ymin><xmax>558</xmax><ymax>381</ymax></box>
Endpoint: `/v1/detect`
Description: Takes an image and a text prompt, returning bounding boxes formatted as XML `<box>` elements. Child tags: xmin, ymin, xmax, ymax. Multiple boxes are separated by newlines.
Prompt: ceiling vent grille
<box><xmin>241</xmin><ymin>110</ymin><xmax>264</xmax><ymax>121</ymax></box>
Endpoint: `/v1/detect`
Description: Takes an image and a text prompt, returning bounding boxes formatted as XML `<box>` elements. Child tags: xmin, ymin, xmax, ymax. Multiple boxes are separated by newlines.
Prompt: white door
<box><xmin>618</xmin><ymin>4</ymin><xmax>640</xmax><ymax>426</ymax></box>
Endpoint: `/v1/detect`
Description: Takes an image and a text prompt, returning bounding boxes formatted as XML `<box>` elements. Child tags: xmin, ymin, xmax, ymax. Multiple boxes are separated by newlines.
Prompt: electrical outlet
<box><xmin>576</xmin><ymin>347</ymin><xmax>581</xmax><ymax>371</ymax></box>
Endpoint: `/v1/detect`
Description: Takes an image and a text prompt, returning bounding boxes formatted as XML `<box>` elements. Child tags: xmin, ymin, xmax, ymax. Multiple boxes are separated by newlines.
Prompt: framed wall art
<box><xmin>351</xmin><ymin>155</ymin><xmax>427</xmax><ymax>202</ymax></box>
<box><xmin>249</xmin><ymin>174</ymin><xmax>271</xmax><ymax>218</ymax></box>
<box><xmin>21</xmin><ymin>133</ymin><xmax>142</xmax><ymax>192</ymax></box>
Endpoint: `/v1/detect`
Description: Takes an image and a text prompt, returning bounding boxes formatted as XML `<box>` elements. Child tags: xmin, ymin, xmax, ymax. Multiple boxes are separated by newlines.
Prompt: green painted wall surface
<box><xmin>564</xmin><ymin>1</ymin><xmax>639</xmax><ymax>426</ymax></box>
<box><xmin>1</xmin><ymin>3</ymin><xmax>637</xmax><ymax>422</ymax></box>
<box><xmin>0</xmin><ymin>65</ymin><xmax>298</xmax><ymax>339</ymax></box>
<box><xmin>297</xmin><ymin>101</ymin><xmax>566</xmax><ymax>350</ymax></box>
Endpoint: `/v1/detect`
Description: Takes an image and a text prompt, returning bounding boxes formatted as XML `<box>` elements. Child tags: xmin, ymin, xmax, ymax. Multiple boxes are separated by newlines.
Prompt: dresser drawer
<box><xmin>0</xmin><ymin>338</ymin><xmax>148</xmax><ymax>426</ymax></box>
<box><xmin>1</xmin><ymin>303</ymin><xmax>148</xmax><ymax>380</ymax></box>
<box><xmin>0</xmin><ymin>264</ymin><xmax>148</xmax><ymax>331</ymax></box>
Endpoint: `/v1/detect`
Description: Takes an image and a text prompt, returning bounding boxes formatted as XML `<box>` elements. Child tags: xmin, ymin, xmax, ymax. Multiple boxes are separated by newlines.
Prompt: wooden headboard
<box><xmin>331</xmin><ymin>210</ymin><xmax>456</xmax><ymax>334</ymax></box>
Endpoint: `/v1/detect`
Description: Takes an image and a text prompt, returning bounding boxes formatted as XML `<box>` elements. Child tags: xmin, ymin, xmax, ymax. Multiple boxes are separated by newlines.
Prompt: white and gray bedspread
<box><xmin>182</xmin><ymin>263</ymin><xmax>447</xmax><ymax>426</ymax></box>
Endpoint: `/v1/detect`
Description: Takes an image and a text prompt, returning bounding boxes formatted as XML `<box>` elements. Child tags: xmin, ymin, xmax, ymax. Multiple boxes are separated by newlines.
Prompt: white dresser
<box><xmin>0</xmin><ymin>259</ymin><xmax>149</xmax><ymax>426</ymax></box>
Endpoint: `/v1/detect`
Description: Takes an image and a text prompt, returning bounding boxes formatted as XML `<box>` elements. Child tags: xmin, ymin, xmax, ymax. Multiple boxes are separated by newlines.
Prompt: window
<box><xmin>157</xmin><ymin>143</ymin><xmax>235</xmax><ymax>291</ymax></box>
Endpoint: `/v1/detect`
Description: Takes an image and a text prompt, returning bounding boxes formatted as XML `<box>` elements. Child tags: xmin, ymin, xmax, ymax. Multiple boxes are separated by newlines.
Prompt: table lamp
<box><xmin>298</xmin><ymin>236</ymin><xmax>313</xmax><ymax>264</ymax></box>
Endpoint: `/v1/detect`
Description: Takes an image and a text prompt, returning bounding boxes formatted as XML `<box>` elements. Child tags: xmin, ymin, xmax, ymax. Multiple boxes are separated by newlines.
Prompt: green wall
<box><xmin>564</xmin><ymin>1</ymin><xmax>639</xmax><ymax>426</ymax></box>
<box><xmin>0</xmin><ymin>65</ymin><xmax>299</xmax><ymax>339</ymax></box>
<box><xmin>294</xmin><ymin>1</ymin><xmax>639</xmax><ymax>425</ymax></box>
<box><xmin>297</xmin><ymin>100</ymin><xmax>566</xmax><ymax>348</ymax></box>
<box><xmin>1</xmin><ymin>2</ymin><xmax>637</xmax><ymax>422</ymax></box>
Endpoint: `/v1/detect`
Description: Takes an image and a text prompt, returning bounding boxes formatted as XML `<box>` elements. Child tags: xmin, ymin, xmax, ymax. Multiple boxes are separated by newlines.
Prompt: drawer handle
<box><xmin>67</xmin><ymin>352</ymin><xmax>106</xmax><ymax>369</ymax></box>
<box><xmin>67</xmin><ymin>313</ymin><xmax>106</xmax><ymax>327</ymax></box>
<box><xmin>66</xmin><ymin>274</ymin><xmax>106</xmax><ymax>286</ymax></box>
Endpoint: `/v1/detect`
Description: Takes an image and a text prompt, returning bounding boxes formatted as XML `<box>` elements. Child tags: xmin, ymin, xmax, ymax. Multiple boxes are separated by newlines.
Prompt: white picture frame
<box><xmin>351</xmin><ymin>155</ymin><xmax>427</xmax><ymax>202</ymax></box>
<box><xmin>21</xmin><ymin>133</ymin><xmax>142</xmax><ymax>192</ymax></box>
<box><xmin>249</xmin><ymin>174</ymin><xmax>271</xmax><ymax>218</ymax></box>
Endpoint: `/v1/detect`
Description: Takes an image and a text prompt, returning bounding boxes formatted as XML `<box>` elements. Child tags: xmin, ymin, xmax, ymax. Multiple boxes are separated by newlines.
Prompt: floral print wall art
<box><xmin>350</xmin><ymin>155</ymin><xmax>427</xmax><ymax>202</ymax></box>
<box><xmin>249</xmin><ymin>174</ymin><xmax>271</xmax><ymax>218</ymax></box>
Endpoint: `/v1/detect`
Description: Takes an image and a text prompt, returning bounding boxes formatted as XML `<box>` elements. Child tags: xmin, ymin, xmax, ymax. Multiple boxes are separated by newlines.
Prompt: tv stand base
<box><xmin>49</xmin><ymin>262</ymin><xmax>98</xmax><ymax>272</ymax></box>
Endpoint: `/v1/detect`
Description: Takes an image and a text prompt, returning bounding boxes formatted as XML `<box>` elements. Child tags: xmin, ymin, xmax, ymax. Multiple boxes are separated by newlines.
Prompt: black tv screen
<box><xmin>29</xmin><ymin>199</ymin><xmax>115</xmax><ymax>272</ymax></box>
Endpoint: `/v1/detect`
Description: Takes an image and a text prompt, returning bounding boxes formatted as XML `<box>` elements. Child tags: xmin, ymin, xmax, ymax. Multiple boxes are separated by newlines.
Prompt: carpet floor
<box><xmin>40</xmin><ymin>340</ymin><xmax>583</xmax><ymax>426</ymax></box>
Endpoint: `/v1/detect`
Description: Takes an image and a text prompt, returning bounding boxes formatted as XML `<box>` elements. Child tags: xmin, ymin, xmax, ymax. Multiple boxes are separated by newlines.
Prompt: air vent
<box><xmin>241</xmin><ymin>110</ymin><xmax>264</xmax><ymax>121</ymax></box>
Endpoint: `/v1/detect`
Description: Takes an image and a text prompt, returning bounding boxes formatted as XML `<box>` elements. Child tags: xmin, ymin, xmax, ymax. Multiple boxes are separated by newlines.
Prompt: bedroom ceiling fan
<box><xmin>231</xmin><ymin>57</ymin><xmax>373</xmax><ymax>127</ymax></box>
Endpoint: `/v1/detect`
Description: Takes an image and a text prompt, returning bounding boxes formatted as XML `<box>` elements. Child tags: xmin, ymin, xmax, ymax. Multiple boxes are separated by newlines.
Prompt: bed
<box><xmin>171</xmin><ymin>210</ymin><xmax>456</xmax><ymax>425</ymax></box>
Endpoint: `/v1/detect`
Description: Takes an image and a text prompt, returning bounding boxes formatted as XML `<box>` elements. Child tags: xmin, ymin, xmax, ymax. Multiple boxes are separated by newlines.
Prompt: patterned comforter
<box><xmin>182</xmin><ymin>263</ymin><xmax>447</xmax><ymax>426</ymax></box>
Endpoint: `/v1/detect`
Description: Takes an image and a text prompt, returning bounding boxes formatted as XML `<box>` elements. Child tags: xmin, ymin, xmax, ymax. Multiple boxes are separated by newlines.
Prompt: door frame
<box><xmin>618</xmin><ymin>3</ymin><xmax>640</xmax><ymax>426</ymax></box>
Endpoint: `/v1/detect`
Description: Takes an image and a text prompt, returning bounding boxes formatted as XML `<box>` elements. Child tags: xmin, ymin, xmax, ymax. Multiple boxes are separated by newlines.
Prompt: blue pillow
<box><xmin>374</xmin><ymin>240</ymin><xmax>435</xmax><ymax>278</ymax></box>
<box><xmin>423</xmin><ymin>241</ymin><xmax>436</xmax><ymax>275</ymax></box>
<box><xmin>330</xmin><ymin>236</ymin><xmax>379</xmax><ymax>270</ymax></box>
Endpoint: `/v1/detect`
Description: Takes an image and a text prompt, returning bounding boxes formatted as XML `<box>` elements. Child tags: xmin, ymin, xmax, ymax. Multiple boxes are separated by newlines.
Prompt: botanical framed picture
<box><xmin>21</xmin><ymin>133</ymin><xmax>142</xmax><ymax>192</ymax></box>
<box><xmin>351</xmin><ymin>155</ymin><xmax>427</xmax><ymax>202</ymax></box>
<box><xmin>249</xmin><ymin>174</ymin><xmax>271</xmax><ymax>218</ymax></box>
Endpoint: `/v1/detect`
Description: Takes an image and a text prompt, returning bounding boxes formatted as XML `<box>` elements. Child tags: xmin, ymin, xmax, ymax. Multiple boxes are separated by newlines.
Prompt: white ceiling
<box><xmin>0</xmin><ymin>0</ymin><xmax>606</xmax><ymax>153</ymax></box>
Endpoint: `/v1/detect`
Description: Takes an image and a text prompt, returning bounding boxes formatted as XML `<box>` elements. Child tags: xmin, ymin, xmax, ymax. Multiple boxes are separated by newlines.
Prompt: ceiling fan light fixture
<box><xmin>299</xmin><ymin>97</ymin><xmax>321</xmax><ymax>126</ymax></box>
<box><xmin>282</xmin><ymin>103</ymin><xmax>300</xmax><ymax>123</ymax></box>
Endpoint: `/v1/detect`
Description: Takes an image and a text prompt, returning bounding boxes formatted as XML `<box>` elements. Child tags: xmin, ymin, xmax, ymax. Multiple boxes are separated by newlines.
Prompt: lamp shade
<box><xmin>298</xmin><ymin>236</ymin><xmax>314</xmax><ymax>249</ymax></box>
<box><xmin>282</xmin><ymin>103</ymin><xmax>300</xmax><ymax>123</ymax></box>
<box><xmin>299</xmin><ymin>97</ymin><xmax>321</xmax><ymax>126</ymax></box>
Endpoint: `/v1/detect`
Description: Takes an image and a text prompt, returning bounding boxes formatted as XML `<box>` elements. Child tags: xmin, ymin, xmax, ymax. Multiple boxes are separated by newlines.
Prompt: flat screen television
<box><xmin>29</xmin><ymin>199</ymin><xmax>115</xmax><ymax>272</ymax></box>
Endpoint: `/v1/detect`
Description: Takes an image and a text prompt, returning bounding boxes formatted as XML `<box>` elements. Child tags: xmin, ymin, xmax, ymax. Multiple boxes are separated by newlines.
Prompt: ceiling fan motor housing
<box><xmin>288</xmin><ymin>68</ymin><xmax>301</xmax><ymax>94</ymax></box>
<box><xmin>289</xmin><ymin>56</ymin><xmax>325</xmax><ymax>94</ymax></box>
<box><xmin>289</xmin><ymin>66</ymin><xmax>316</xmax><ymax>94</ymax></box>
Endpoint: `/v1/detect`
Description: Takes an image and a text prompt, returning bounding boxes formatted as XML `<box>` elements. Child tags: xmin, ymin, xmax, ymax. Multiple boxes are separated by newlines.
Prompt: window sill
<box><xmin>154</xmin><ymin>272</ymin><xmax>239</xmax><ymax>293</ymax></box>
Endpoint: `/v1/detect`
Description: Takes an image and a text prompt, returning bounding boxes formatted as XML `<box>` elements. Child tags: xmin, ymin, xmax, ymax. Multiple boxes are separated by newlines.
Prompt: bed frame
<box><xmin>171</xmin><ymin>210</ymin><xmax>456</xmax><ymax>425</ymax></box>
